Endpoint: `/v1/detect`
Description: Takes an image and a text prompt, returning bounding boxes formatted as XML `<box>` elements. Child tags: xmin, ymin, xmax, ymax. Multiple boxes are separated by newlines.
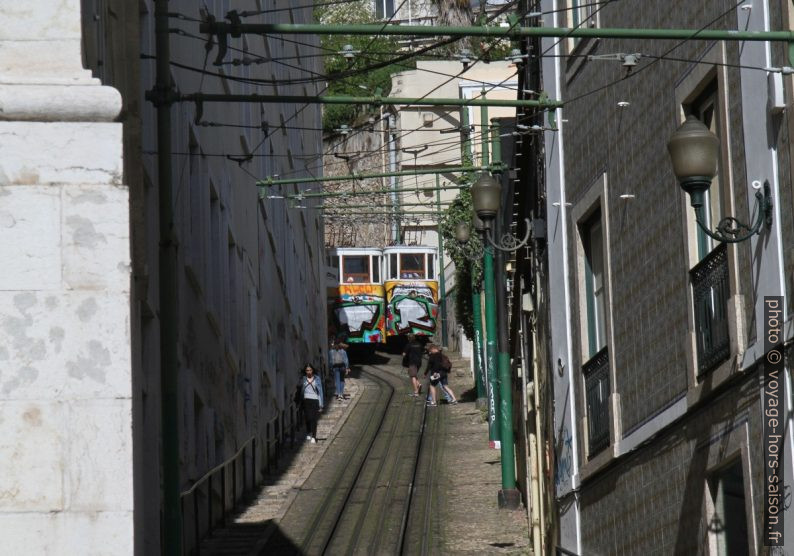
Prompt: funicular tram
<box><xmin>326</xmin><ymin>246</ymin><xmax>440</xmax><ymax>347</ymax></box>
<box><xmin>326</xmin><ymin>248</ymin><xmax>386</xmax><ymax>344</ymax></box>
<box><xmin>382</xmin><ymin>246</ymin><xmax>440</xmax><ymax>340</ymax></box>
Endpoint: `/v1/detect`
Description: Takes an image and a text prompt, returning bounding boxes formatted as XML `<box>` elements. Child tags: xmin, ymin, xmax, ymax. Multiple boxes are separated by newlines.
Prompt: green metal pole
<box><xmin>182</xmin><ymin>93</ymin><xmax>561</xmax><ymax>109</ymax></box>
<box><xmin>483</xmin><ymin>247</ymin><xmax>500</xmax><ymax>446</ymax></box>
<box><xmin>258</xmin><ymin>165</ymin><xmax>491</xmax><ymax>188</ymax></box>
<box><xmin>490</xmin><ymin>120</ymin><xmax>519</xmax><ymax>508</ymax></box>
<box><xmin>436</xmin><ymin>174</ymin><xmax>448</xmax><ymax>346</ymax></box>
<box><xmin>155</xmin><ymin>0</ymin><xmax>181</xmax><ymax>552</ymax></box>
<box><xmin>313</xmin><ymin>202</ymin><xmax>452</xmax><ymax>210</ymax></box>
<box><xmin>201</xmin><ymin>20</ymin><xmax>794</xmax><ymax>43</ymax></box>
<box><xmin>264</xmin><ymin>183</ymin><xmax>466</xmax><ymax>201</ymax></box>
<box><xmin>461</xmin><ymin>104</ymin><xmax>487</xmax><ymax>408</ymax></box>
<box><xmin>472</xmin><ymin>290</ymin><xmax>487</xmax><ymax>402</ymax></box>
<box><xmin>480</xmin><ymin>92</ymin><xmax>499</xmax><ymax>446</ymax></box>
<box><xmin>323</xmin><ymin>211</ymin><xmax>443</xmax><ymax>216</ymax></box>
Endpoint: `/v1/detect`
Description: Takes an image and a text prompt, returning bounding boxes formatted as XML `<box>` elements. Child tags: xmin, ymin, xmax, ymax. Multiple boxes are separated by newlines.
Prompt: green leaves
<box><xmin>318</xmin><ymin>1</ymin><xmax>408</xmax><ymax>131</ymax></box>
<box><xmin>439</xmin><ymin>182</ymin><xmax>484</xmax><ymax>339</ymax></box>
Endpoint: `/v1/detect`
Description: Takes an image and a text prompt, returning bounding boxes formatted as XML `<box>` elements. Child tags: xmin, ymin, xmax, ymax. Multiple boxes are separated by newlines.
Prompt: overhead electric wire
<box><xmin>162</xmin><ymin>0</ymin><xmax>525</xmax><ymax>202</ymax></box>
<box><xmin>311</xmin><ymin>0</ymin><xmax>528</xmax><ymax>171</ymax></box>
<box><xmin>562</xmin><ymin>1</ymin><xmax>744</xmax><ymax>107</ymax></box>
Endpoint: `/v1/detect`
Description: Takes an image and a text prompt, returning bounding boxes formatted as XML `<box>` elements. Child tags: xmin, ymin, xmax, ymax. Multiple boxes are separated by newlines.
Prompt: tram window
<box><xmin>342</xmin><ymin>255</ymin><xmax>371</xmax><ymax>283</ymax></box>
<box><xmin>427</xmin><ymin>255</ymin><xmax>434</xmax><ymax>280</ymax></box>
<box><xmin>400</xmin><ymin>253</ymin><xmax>425</xmax><ymax>279</ymax></box>
<box><xmin>372</xmin><ymin>256</ymin><xmax>380</xmax><ymax>283</ymax></box>
<box><xmin>389</xmin><ymin>254</ymin><xmax>398</xmax><ymax>279</ymax></box>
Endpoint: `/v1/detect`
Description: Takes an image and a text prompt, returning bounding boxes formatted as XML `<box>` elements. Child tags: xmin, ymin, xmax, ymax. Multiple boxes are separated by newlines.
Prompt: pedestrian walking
<box><xmin>298</xmin><ymin>364</ymin><xmax>324</xmax><ymax>443</ymax></box>
<box><xmin>425</xmin><ymin>344</ymin><xmax>458</xmax><ymax>406</ymax></box>
<box><xmin>329</xmin><ymin>341</ymin><xmax>351</xmax><ymax>401</ymax></box>
<box><xmin>402</xmin><ymin>333</ymin><xmax>424</xmax><ymax>397</ymax></box>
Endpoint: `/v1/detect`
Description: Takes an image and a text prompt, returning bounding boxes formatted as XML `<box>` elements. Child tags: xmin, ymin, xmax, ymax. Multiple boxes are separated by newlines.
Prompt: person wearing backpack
<box><xmin>298</xmin><ymin>364</ymin><xmax>324</xmax><ymax>443</ymax></box>
<box><xmin>425</xmin><ymin>344</ymin><xmax>458</xmax><ymax>406</ymax></box>
<box><xmin>329</xmin><ymin>341</ymin><xmax>351</xmax><ymax>401</ymax></box>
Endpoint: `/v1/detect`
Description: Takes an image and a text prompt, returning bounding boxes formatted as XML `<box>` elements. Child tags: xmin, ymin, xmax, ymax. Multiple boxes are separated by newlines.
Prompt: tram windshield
<box><xmin>341</xmin><ymin>255</ymin><xmax>372</xmax><ymax>283</ymax></box>
<box><xmin>399</xmin><ymin>253</ymin><xmax>426</xmax><ymax>279</ymax></box>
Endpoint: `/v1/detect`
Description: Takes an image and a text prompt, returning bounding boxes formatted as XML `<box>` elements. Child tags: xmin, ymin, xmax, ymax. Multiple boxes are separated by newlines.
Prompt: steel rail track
<box><xmin>323</xmin><ymin>364</ymin><xmax>427</xmax><ymax>554</ymax></box>
<box><xmin>298</xmin><ymin>369</ymin><xmax>396</xmax><ymax>554</ymax></box>
<box><xmin>259</xmin><ymin>358</ymin><xmax>441</xmax><ymax>556</ymax></box>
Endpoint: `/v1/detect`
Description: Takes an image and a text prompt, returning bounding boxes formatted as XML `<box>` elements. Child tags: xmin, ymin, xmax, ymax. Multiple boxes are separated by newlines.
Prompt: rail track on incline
<box><xmin>258</xmin><ymin>358</ymin><xmax>445</xmax><ymax>555</ymax></box>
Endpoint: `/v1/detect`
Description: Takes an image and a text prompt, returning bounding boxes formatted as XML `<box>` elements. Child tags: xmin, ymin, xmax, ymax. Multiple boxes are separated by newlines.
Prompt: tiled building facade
<box><xmin>539</xmin><ymin>0</ymin><xmax>794</xmax><ymax>553</ymax></box>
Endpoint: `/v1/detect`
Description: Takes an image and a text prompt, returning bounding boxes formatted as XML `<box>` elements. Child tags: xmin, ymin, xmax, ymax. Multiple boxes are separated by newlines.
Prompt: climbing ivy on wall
<box><xmin>439</xmin><ymin>179</ymin><xmax>484</xmax><ymax>340</ymax></box>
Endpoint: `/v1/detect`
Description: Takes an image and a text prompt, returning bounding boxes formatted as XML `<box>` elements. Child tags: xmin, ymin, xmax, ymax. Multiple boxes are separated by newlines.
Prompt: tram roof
<box><xmin>327</xmin><ymin>247</ymin><xmax>383</xmax><ymax>256</ymax></box>
<box><xmin>382</xmin><ymin>245</ymin><xmax>438</xmax><ymax>254</ymax></box>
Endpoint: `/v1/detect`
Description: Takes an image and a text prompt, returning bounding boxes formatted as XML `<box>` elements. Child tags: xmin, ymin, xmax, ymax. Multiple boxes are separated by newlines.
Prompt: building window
<box><xmin>567</xmin><ymin>0</ymin><xmax>600</xmax><ymax>49</ymax></box>
<box><xmin>584</xmin><ymin>347</ymin><xmax>610</xmax><ymax>457</ymax></box>
<box><xmin>583</xmin><ymin>210</ymin><xmax>607</xmax><ymax>358</ymax></box>
<box><xmin>686</xmin><ymin>80</ymin><xmax>724</xmax><ymax>262</ymax></box>
<box><xmin>690</xmin><ymin>243</ymin><xmax>730</xmax><ymax>375</ymax></box>
<box><xmin>374</xmin><ymin>0</ymin><xmax>395</xmax><ymax>20</ymax></box>
<box><xmin>706</xmin><ymin>459</ymin><xmax>750</xmax><ymax>555</ymax></box>
<box><xmin>684</xmin><ymin>78</ymin><xmax>730</xmax><ymax>375</ymax></box>
<box><xmin>580</xmin><ymin>208</ymin><xmax>610</xmax><ymax>458</ymax></box>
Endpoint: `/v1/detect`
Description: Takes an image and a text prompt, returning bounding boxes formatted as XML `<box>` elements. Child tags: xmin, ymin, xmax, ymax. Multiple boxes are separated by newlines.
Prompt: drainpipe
<box><xmin>388</xmin><ymin>113</ymin><xmax>400</xmax><ymax>243</ymax></box>
<box><xmin>522</xmin><ymin>279</ymin><xmax>544</xmax><ymax>555</ymax></box>
<box><xmin>152</xmin><ymin>0</ymin><xmax>181</xmax><ymax>552</ymax></box>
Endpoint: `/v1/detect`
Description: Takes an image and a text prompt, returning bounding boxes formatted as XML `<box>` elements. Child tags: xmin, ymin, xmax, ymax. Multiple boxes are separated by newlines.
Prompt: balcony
<box><xmin>690</xmin><ymin>243</ymin><xmax>730</xmax><ymax>376</ymax></box>
<box><xmin>583</xmin><ymin>347</ymin><xmax>610</xmax><ymax>457</ymax></box>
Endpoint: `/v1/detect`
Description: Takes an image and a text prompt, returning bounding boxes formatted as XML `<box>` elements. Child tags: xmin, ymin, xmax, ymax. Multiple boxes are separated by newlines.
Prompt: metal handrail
<box><xmin>180</xmin><ymin>436</ymin><xmax>255</xmax><ymax>498</ymax></box>
<box><xmin>180</xmin><ymin>403</ymin><xmax>306</xmax><ymax>554</ymax></box>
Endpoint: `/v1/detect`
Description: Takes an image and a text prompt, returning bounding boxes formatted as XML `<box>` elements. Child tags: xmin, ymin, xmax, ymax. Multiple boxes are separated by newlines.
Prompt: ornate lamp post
<box><xmin>667</xmin><ymin>115</ymin><xmax>773</xmax><ymax>243</ymax></box>
<box><xmin>470</xmin><ymin>170</ymin><xmax>522</xmax><ymax>509</ymax></box>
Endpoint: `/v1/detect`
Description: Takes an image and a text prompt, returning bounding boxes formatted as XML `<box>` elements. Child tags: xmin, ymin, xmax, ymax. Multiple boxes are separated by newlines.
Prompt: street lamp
<box><xmin>455</xmin><ymin>221</ymin><xmax>471</xmax><ymax>243</ymax></box>
<box><xmin>469</xmin><ymin>169</ymin><xmax>522</xmax><ymax>510</ymax></box>
<box><xmin>667</xmin><ymin>115</ymin><xmax>773</xmax><ymax>243</ymax></box>
<box><xmin>471</xmin><ymin>172</ymin><xmax>531</xmax><ymax>252</ymax></box>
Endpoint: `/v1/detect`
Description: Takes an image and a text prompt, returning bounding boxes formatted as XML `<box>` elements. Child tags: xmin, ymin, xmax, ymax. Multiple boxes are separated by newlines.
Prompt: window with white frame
<box><xmin>374</xmin><ymin>0</ymin><xmax>395</xmax><ymax>20</ymax></box>
<box><xmin>685</xmin><ymin>79</ymin><xmax>724</xmax><ymax>262</ymax></box>
<box><xmin>568</xmin><ymin>0</ymin><xmax>600</xmax><ymax>49</ymax></box>
<box><xmin>706</xmin><ymin>459</ymin><xmax>750</xmax><ymax>555</ymax></box>
<box><xmin>583</xmin><ymin>210</ymin><xmax>607</xmax><ymax>358</ymax></box>
<box><xmin>683</xmin><ymin>77</ymin><xmax>731</xmax><ymax>375</ymax></box>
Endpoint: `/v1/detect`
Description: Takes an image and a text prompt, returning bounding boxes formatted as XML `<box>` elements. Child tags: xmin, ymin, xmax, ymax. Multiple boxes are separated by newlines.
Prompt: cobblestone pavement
<box><xmin>198</xmin><ymin>378</ymin><xmax>364</xmax><ymax>555</ymax></box>
<box><xmin>236</xmin><ymin>378</ymin><xmax>363</xmax><ymax>525</ymax></box>
<box><xmin>437</xmin><ymin>355</ymin><xmax>532</xmax><ymax>554</ymax></box>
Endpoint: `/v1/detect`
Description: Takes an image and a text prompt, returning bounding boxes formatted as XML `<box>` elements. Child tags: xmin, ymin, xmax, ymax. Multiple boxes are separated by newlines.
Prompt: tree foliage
<box><xmin>317</xmin><ymin>1</ymin><xmax>409</xmax><ymax>131</ymax></box>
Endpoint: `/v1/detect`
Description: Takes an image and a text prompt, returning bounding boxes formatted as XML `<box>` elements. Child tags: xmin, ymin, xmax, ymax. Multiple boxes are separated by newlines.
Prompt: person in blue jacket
<box><xmin>299</xmin><ymin>364</ymin><xmax>324</xmax><ymax>443</ymax></box>
<box><xmin>329</xmin><ymin>341</ymin><xmax>351</xmax><ymax>401</ymax></box>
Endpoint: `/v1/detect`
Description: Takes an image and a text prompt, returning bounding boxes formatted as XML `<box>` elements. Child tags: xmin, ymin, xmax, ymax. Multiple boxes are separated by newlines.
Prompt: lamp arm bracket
<box><xmin>486</xmin><ymin>218</ymin><xmax>532</xmax><ymax>252</ymax></box>
<box><xmin>695</xmin><ymin>181</ymin><xmax>773</xmax><ymax>244</ymax></box>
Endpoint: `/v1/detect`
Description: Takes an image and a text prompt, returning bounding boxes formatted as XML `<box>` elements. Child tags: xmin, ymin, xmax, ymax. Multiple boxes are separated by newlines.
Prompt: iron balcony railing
<box><xmin>690</xmin><ymin>243</ymin><xmax>730</xmax><ymax>376</ymax></box>
<box><xmin>583</xmin><ymin>347</ymin><xmax>610</xmax><ymax>457</ymax></box>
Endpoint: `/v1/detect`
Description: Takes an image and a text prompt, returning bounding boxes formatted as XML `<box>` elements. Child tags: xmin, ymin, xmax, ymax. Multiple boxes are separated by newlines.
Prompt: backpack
<box><xmin>441</xmin><ymin>354</ymin><xmax>452</xmax><ymax>372</ymax></box>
